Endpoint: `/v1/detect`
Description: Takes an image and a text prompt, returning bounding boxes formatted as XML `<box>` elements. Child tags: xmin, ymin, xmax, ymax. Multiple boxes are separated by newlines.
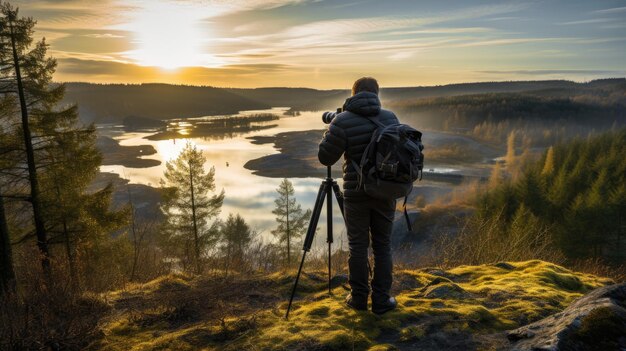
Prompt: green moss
<box><xmin>538</xmin><ymin>269</ymin><xmax>583</xmax><ymax>291</ymax></box>
<box><xmin>399</xmin><ymin>325</ymin><xmax>425</xmax><ymax>342</ymax></box>
<box><xmin>307</xmin><ymin>305</ymin><xmax>330</xmax><ymax>317</ymax></box>
<box><xmin>94</xmin><ymin>260</ymin><xmax>613</xmax><ymax>351</ymax></box>
<box><xmin>367</xmin><ymin>344</ymin><xmax>397</xmax><ymax>351</ymax></box>
<box><xmin>569</xmin><ymin>306</ymin><xmax>626</xmax><ymax>350</ymax></box>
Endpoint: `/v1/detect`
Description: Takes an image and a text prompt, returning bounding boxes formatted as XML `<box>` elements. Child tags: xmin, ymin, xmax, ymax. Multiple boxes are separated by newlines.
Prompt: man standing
<box><xmin>318</xmin><ymin>77</ymin><xmax>398</xmax><ymax>314</ymax></box>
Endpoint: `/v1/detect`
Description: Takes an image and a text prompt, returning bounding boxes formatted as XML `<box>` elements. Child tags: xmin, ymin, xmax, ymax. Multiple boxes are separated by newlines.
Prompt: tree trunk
<box><xmin>128</xmin><ymin>186</ymin><xmax>139</xmax><ymax>281</ymax></box>
<box><xmin>189</xmin><ymin>164</ymin><xmax>200</xmax><ymax>274</ymax></box>
<box><xmin>0</xmin><ymin>195</ymin><xmax>16</xmax><ymax>295</ymax></box>
<box><xmin>225</xmin><ymin>242</ymin><xmax>231</xmax><ymax>277</ymax></box>
<box><xmin>9</xmin><ymin>16</ymin><xmax>51</xmax><ymax>279</ymax></box>
<box><xmin>62</xmin><ymin>217</ymin><xmax>79</xmax><ymax>291</ymax></box>
<box><xmin>286</xmin><ymin>195</ymin><xmax>290</xmax><ymax>266</ymax></box>
<box><xmin>53</xmin><ymin>182</ymin><xmax>79</xmax><ymax>291</ymax></box>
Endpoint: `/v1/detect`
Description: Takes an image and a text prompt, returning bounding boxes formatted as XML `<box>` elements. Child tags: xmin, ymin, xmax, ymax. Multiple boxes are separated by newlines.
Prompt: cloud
<box><xmin>558</xmin><ymin>18</ymin><xmax>617</xmax><ymax>25</ymax></box>
<box><xmin>387</xmin><ymin>51</ymin><xmax>413</xmax><ymax>61</ymax></box>
<box><xmin>389</xmin><ymin>27</ymin><xmax>494</xmax><ymax>35</ymax></box>
<box><xmin>483</xmin><ymin>16</ymin><xmax>525</xmax><ymax>22</ymax></box>
<box><xmin>83</xmin><ymin>33</ymin><xmax>124</xmax><ymax>39</ymax></box>
<box><xmin>457</xmin><ymin>37</ymin><xmax>566</xmax><ymax>47</ymax></box>
<box><xmin>18</xmin><ymin>0</ymin><xmax>131</xmax><ymax>29</ymax></box>
<box><xmin>479</xmin><ymin>69</ymin><xmax>625</xmax><ymax>75</ymax></box>
<box><xmin>209</xmin><ymin>3</ymin><xmax>531</xmax><ymax>63</ymax></box>
<box><xmin>14</xmin><ymin>0</ymin><xmax>626</xmax><ymax>88</ymax></box>
<box><xmin>54</xmin><ymin>57</ymin><xmax>296</xmax><ymax>87</ymax></box>
<box><xmin>592</xmin><ymin>6</ymin><xmax>626</xmax><ymax>14</ymax></box>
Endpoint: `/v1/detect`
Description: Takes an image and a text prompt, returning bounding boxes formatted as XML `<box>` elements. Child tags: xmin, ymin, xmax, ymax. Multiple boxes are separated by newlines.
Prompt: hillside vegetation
<box><xmin>390</xmin><ymin>79</ymin><xmax>626</xmax><ymax>145</ymax></box>
<box><xmin>62</xmin><ymin>83</ymin><xmax>270</xmax><ymax>123</ymax></box>
<box><xmin>89</xmin><ymin>260</ymin><xmax>612</xmax><ymax>351</ymax></box>
<box><xmin>63</xmin><ymin>79</ymin><xmax>626</xmax><ymax>129</ymax></box>
<box><xmin>476</xmin><ymin>129</ymin><xmax>626</xmax><ymax>262</ymax></box>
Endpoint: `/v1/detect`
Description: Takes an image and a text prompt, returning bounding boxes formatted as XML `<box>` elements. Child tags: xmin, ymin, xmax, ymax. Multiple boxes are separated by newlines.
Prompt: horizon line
<box><xmin>57</xmin><ymin>77</ymin><xmax>626</xmax><ymax>91</ymax></box>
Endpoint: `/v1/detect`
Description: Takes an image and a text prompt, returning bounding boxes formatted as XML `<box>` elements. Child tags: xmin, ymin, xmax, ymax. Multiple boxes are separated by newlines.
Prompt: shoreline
<box><xmin>244</xmin><ymin>129</ymin><xmax>341</xmax><ymax>178</ymax></box>
<box><xmin>97</xmin><ymin>136</ymin><xmax>161</xmax><ymax>168</ymax></box>
<box><xmin>244</xmin><ymin>129</ymin><xmax>489</xmax><ymax>183</ymax></box>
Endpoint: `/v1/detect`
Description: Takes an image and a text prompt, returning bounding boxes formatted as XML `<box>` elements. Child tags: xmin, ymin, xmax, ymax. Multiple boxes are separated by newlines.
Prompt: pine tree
<box><xmin>0</xmin><ymin>4</ymin><xmax>127</xmax><ymax>288</ymax></box>
<box><xmin>0</xmin><ymin>101</ymin><xmax>16</xmax><ymax>295</ymax></box>
<box><xmin>505</xmin><ymin>130</ymin><xmax>516</xmax><ymax>164</ymax></box>
<box><xmin>271</xmin><ymin>179</ymin><xmax>311</xmax><ymax>266</ymax></box>
<box><xmin>220</xmin><ymin>213</ymin><xmax>253</xmax><ymax>275</ymax></box>
<box><xmin>0</xmin><ymin>3</ymin><xmax>51</xmax><ymax>277</ymax></box>
<box><xmin>42</xmin><ymin>149</ymin><xmax>128</xmax><ymax>290</ymax></box>
<box><xmin>488</xmin><ymin>162</ymin><xmax>503</xmax><ymax>189</ymax></box>
<box><xmin>160</xmin><ymin>142</ymin><xmax>224</xmax><ymax>274</ymax></box>
<box><xmin>0</xmin><ymin>193</ymin><xmax>14</xmax><ymax>295</ymax></box>
<box><xmin>541</xmin><ymin>146</ymin><xmax>555</xmax><ymax>176</ymax></box>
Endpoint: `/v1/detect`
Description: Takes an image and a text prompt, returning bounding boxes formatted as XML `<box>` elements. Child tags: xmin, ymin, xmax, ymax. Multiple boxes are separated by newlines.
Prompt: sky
<box><xmin>13</xmin><ymin>0</ymin><xmax>626</xmax><ymax>89</ymax></box>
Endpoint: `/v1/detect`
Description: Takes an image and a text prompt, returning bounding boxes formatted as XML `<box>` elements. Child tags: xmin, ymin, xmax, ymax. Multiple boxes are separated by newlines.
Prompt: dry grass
<box><xmin>420</xmin><ymin>207</ymin><xmax>560</xmax><ymax>269</ymax></box>
<box><xmin>0</xmin><ymin>270</ymin><xmax>111</xmax><ymax>350</ymax></box>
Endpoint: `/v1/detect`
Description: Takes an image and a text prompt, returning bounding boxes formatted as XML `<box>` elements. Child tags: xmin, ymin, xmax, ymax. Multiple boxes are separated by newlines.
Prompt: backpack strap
<box><xmin>352</xmin><ymin>116</ymin><xmax>394</xmax><ymax>190</ymax></box>
<box><xmin>367</xmin><ymin>117</ymin><xmax>386</xmax><ymax>128</ymax></box>
<box><xmin>403</xmin><ymin>195</ymin><xmax>412</xmax><ymax>232</ymax></box>
<box><xmin>353</xmin><ymin>130</ymin><xmax>380</xmax><ymax>190</ymax></box>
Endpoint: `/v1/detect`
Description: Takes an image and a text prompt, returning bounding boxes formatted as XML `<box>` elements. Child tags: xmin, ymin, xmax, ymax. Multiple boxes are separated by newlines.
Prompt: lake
<box><xmin>97</xmin><ymin>108</ymin><xmax>488</xmax><ymax>252</ymax></box>
<box><xmin>98</xmin><ymin>108</ymin><xmax>352</xmax><ymax>251</ymax></box>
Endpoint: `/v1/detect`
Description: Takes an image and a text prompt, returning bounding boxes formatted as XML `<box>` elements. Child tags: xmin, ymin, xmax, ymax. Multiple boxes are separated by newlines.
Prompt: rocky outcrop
<box><xmin>507</xmin><ymin>282</ymin><xmax>626</xmax><ymax>351</ymax></box>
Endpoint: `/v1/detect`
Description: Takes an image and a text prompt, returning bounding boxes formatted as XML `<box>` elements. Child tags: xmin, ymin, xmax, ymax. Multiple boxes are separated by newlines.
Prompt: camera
<box><xmin>322</xmin><ymin>107</ymin><xmax>342</xmax><ymax>124</ymax></box>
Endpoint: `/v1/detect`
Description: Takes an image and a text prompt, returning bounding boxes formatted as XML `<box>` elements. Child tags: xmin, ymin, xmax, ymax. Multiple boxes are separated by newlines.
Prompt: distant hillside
<box><xmin>387</xmin><ymin>79</ymin><xmax>626</xmax><ymax>142</ymax></box>
<box><xmin>227</xmin><ymin>87</ymin><xmax>349</xmax><ymax>112</ymax></box>
<box><xmin>62</xmin><ymin>83</ymin><xmax>270</xmax><ymax>124</ymax></box>
<box><xmin>62</xmin><ymin>79</ymin><xmax>626</xmax><ymax>125</ymax></box>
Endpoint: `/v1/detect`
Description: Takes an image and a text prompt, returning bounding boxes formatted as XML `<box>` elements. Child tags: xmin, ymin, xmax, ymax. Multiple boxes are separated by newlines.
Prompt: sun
<box><xmin>123</xmin><ymin>2</ymin><xmax>213</xmax><ymax>69</ymax></box>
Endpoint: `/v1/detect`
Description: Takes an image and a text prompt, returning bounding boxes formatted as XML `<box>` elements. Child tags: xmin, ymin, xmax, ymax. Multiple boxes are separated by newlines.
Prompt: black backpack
<box><xmin>352</xmin><ymin>118</ymin><xmax>424</xmax><ymax>229</ymax></box>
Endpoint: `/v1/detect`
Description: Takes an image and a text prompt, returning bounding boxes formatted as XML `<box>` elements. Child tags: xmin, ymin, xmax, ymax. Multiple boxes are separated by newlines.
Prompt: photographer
<box><xmin>318</xmin><ymin>77</ymin><xmax>399</xmax><ymax>314</ymax></box>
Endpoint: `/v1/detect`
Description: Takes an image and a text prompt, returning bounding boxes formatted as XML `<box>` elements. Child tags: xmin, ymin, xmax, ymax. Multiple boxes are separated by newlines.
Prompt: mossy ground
<box><xmin>89</xmin><ymin>261</ymin><xmax>613</xmax><ymax>351</ymax></box>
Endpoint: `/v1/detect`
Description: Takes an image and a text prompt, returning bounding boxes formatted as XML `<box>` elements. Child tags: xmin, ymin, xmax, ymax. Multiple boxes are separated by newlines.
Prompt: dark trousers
<box><xmin>344</xmin><ymin>195</ymin><xmax>395</xmax><ymax>305</ymax></box>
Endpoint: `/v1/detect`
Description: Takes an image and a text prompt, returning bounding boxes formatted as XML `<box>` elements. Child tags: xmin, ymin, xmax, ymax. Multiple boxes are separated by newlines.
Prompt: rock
<box><xmin>422</xmin><ymin>268</ymin><xmax>460</xmax><ymax>280</ymax></box>
<box><xmin>330</xmin><ymin>274</ymin><xmax>348</xmax><ymax>288</ymax></box>
<box><xmin>420</xmin><ymin>279</ymin><xmax>473</xmax><ymax>299</ymax></box>
<box><xmin>507</xmin><ymin>283</ymin><xmax>626</xmax><ymax>351</ymax></box>
<box><xmin>494</xmin><ymin>262</ymin><xmax>516</xmax><ymax>270</ymax></box>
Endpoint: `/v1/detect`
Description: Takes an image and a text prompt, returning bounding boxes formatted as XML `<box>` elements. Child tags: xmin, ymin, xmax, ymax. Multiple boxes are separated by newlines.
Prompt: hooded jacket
<box><xmin>318</xmin><ymin>91</ymin><xmax>399</xmax><ymax>197</ymax></box>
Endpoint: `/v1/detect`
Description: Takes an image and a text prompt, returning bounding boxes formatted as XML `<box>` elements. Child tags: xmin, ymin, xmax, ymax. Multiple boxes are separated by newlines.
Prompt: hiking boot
<box><xmin>372</xmin><ymin>296</ymin><xmax>397</xmax><ymax>315</ymax></box>
<box><xmin>345</xmin><ymin>294</ymin><xmax>367</xmax><ymax>311</ymax></box>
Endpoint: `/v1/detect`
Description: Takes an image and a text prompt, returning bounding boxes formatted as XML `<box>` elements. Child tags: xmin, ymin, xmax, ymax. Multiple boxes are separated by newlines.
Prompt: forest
<box><xmin>1</xmin><ymin>3</ymin><xmax>625</xmax><ymax>350</ymax></box>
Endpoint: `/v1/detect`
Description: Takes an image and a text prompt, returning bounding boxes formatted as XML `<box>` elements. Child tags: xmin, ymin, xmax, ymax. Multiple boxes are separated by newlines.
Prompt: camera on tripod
<box><xmin>322</xmin><ymin>108</ymin><xmax>342</xmax><ymax>124</ymax></box>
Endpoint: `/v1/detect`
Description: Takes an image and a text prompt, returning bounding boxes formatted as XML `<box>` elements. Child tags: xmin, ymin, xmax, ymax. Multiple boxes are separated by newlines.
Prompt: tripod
<box><xmin>285</xmin><ymin>166</ymin><xmax>345</xmax><ymax>319</ymax></box>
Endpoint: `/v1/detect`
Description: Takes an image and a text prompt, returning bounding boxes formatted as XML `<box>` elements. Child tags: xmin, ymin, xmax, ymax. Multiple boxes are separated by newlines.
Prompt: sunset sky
<box><xmin>15</xmin><ymin>0</ymin><xmax>626</xmax><ymax>89</ymax></box>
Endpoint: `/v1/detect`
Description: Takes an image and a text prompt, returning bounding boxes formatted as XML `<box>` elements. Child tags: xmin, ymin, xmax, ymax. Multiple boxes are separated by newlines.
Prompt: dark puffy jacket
<box><xmin>318</xmin><ymin>92</ymin><xmax>399</xmax><ymax>197</ymax></box>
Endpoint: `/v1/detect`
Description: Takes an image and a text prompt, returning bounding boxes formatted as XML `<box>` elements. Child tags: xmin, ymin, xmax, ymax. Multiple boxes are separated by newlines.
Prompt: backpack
<box><xmin>351</xmin><ymin>118</ymin><xmax>424</xmax><ymax>230</ymax></box>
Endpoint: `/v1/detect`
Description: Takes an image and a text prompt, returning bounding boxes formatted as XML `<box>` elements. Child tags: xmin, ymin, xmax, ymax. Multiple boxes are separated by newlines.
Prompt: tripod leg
<box><xmin>332</xmin><ymin>182</ymin><xmax>345</xmax><ymax>219</ymax></box>
<box><xmin>285</xmin><ymin>250</ymin><xmax>308</xmax><ymax>319</ymax></box>
<box><xmin>326</xmin><ymin>179</ymin><xmax>333</xmax><ymax>295</ymax></box>
<box><xmin>285</xmin><ymin>180</ymin><xmax>329</xmax><ymax>319</ymax></box>
<box><xmin>303</xmin><ymin>181</ymin><xmax>328</xmax><ymax>251</ymax></box>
